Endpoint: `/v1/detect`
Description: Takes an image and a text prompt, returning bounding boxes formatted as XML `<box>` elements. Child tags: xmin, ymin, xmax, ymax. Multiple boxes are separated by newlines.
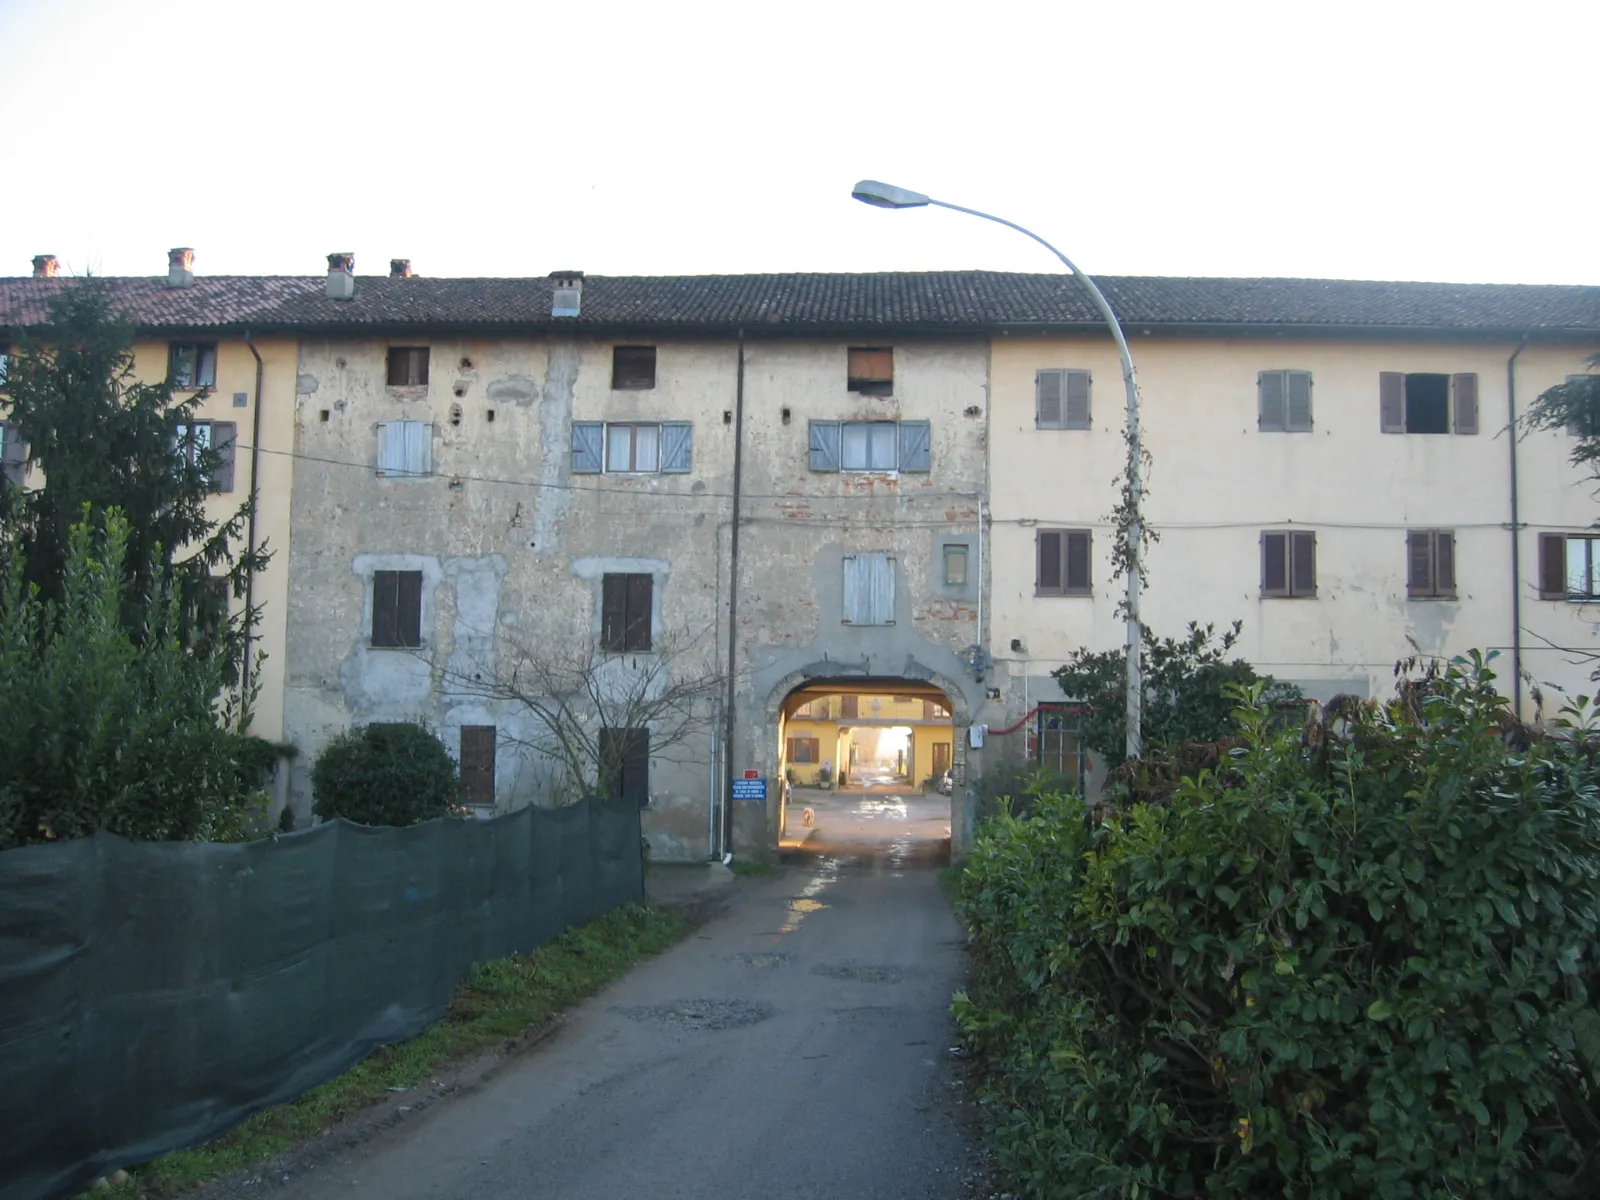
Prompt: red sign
<box><xmin>744</xmin><ymin>769</ymin><xmax>759</xmax><ymax>779</ymax></box>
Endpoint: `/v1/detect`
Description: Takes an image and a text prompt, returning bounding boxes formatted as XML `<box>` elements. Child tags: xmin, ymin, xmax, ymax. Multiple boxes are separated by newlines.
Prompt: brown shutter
<box><xmin>397</xmin><ymin>571</ymin><xmax>423</xmax><ymax>646</ymax></box>
<box><xmin>372</xmin><ymin>570</ymin><xmax>399</xmax><ymax>646</ymax></box>
<box><xmin>1065</xmin><ymin>530</ymin><xmax>1091</xmax><ymax>593</ymax></box>
<box><xmin>1262</xmin><ymin>532</ymin><xmax>1288</xmax><ymax>595</ymax></box>
<box><xmin>1037</xmin><ymin>530</ymin><xmax>1064</xmax><ymax>593</ymax></box>
<box><xmin>460</xmin><ymin>725</ymin><xmax>496</xmax><ymax>805</ymax></box>
<box><xmin>841</xmin><ymin>694</ymin><xmax>859</xmax><ymax>718</ymax></box>
<box><xmin>387</xmin><ymin>349</ymin><xmax>407</xmax><ymax>386</ymax></box>
<box><xmin>1292</xmin><ymin>531</ymin><xmax>1317</xmax><ymax>597</ymax></box>
<box><xmin>602</xmin><ymin>575</ymin><xmax>627</xmax><ymax>649</ymax></box>
<box><xmin>1380</xmin><ymin>372</ymin><xmax>1405</xmax><ymax>433</ymax></box>
<box><xmin>626</xmin><ymin>573</ymin><xmax>653</xmax><ymax>650</ymax></box>
<box><xmin>1452</xmin><ymin>373</ymin><xmax>1479</xmax><ymax>435</ymax></box>
<box><xmin>1258</xmin><ymin>370</ymin><xmax>1286</xmax><ymax>431</ymax></box>
<box><xmin>1539</xmin><ymin>533</ymin><xmax>1567</xmax><ymax>599</ymax></box>
<box><xmin>848</xmin><ymin>348</ymin><xmax>893</xmax><ymax>381</ymax></box>
<box><xmin>1436</xmin><ymin>531</ymin><xmax>1455</xmax><ymax>595</ymax></box>
<box><xmin>1406</xmin><ymin>531</ymin><xmax>1432</xmax><ymax>596</ymax></box>
<box><xmin>211</xmin><ymin>421</ymin><xmax>237</xmax><ymax>493</ymax></box>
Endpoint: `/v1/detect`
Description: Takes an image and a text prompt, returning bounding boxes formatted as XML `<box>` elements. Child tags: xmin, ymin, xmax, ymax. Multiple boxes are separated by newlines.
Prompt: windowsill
<box><xmin>611</xmin><ymin>384</ymin><xmax>657</xmax><ymax>392</ymax></box>
<box><xmin>170</xmin><ymin>385</ymin><xmax>214</xmax><ymax>393</ymax></box>
<box><xmin>1407</xmin><ymin>593</ymin><xmax>1459</xmax><ymax>601</ymax></box>
<box><xmin>1036</xmin><ymin>425</ymin><xmax>1093</xmax><ymax>432</ymax></box>
<box><xmin>386</xmin><ymin>385</ymin><xmax>429</xmax><ymax>398</ymax></box>
<box><xmin>369</xmin><ymin>642</ymin><xmax>427</xmax><ymax>651</ymax></box>
<box><xmin>1259</xmin><ymin>428</ymin><xmax>1314</xmax><ymax>434</ymax></box>
<box><xmin>600</xmin><ymin>646</ymin><xmax>655</xmax><ymax>655</ymax></box>
<box><xmin>840</xmin><ymin>469</ymin><xmax>900</xmax><ymax>477</ymax></box>
<box><xmin>1261</xmin><ymin>593</ymin><xmax>1318</xmax><ymax>600</ymax></box>
<box><xmin>601</xmin><ymin>470</ymin><xmax>663</xmax><ymax>477</ymax></box>
<box><xmin>1035</xmin><ymin>591</ymin><xmax>1092</xmax><ymax>598</ymax></box>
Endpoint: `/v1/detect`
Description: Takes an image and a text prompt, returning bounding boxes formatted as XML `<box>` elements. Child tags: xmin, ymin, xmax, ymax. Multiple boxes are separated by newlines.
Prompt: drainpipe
<box><xmin>720</xmin><ymin>332</ymin><xmax>747</xmax><ymax>856</ymax></box>
<box><xmin>1507</xmin><ymin>335</ymin><xmax>1529</xmax><ymax>717</ymax></box>
<box><xmin>242</xmin><ymin>331</ymin><xmax>265</xmax><ymax>700</ymax></box>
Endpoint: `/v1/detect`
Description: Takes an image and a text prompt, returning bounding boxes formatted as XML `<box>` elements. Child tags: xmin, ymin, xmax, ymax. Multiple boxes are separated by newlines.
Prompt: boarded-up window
<box><xmin>1259</xmin><ymin>370</ymin><xmax>1313</xmax><ymax>431</ymax></box>
<box><xmin>1262</xmin><ymin>530</ymin><xmax>1317</xmax><ymax>597</ymax></box>
<box><xmin>386</xmin><ymin>346</ymin><xmax>430</xmax><ymax>387</ymax></box>
<box><xmin>842</xmin><ymin>552</ymin><xmax>895</xmax><ymax>624</ymax></box>
<box><xmin>1036</xmin><ymin>529</ymin><xmax>1091</xmax><ymax>596</ymax></box>
<box><xmin>599</xmin><ymin>727</ymin><xmax>650</xmax><ymax>806</ymax></box>
<box><xmin>612</xmin><ymin>345</ymin><xmax>657</xmax><ymax>390</ymax></box>
<box><xmin>847</xmin><ymin>347</ymin><xmax>893</xmax><ymax>395</ymax></box>
<box><xmin>1406</xmin><ymin>530</ymin><xmax>1456</xmax><ymax>598</ymax></box>
<box><xmin>1036</xmin><ymin>369</ymin><xmax>1091</xmax><ymax>429</ymax></box>
<box><xmin>460</xmin><ymin>725</ymin><xmax>496</xmax><ymax>805</ymax></box>
<box><xmin>372</xmin><ymin>569</ymin><xmax>424</xmax><ymax>647</ymax></box>
<box><xmin>787</xmin><ymin>736</ymin><xmax>820</xmax><ymax>764</ymax></box>
<box><xmin>1</xmin><ymin>420</ymin><xmax>29</xmax><ymax>487</ymax></box>
<box><xmin>601</xmin><ymin>573</ymin><xmax>653</xmax><ymax>651</ymax></box>
<box><xmin>376</xmin><ymin>420</ymin><xmax>432</xmax><ymax>477</ymax></box>
<box><xmin>169</xmin><ymin>342</ymin><xmax>218</xmax><ymax>389</ymax></box>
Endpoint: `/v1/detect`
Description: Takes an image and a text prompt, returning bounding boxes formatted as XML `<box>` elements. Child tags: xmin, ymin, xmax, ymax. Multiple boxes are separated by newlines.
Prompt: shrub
<box><xmin>311</xmin><ymin>723</ymin><xmax>463</xmax><ymax>827</ymax></box>
<box><xmin>956</xmin><ymin>653</ymin><xmax>1600</xmax><ymax>1198</ymax></box>
<box><xmin>971</xmin><ymin>759</ymin><xmax>1079</xmax><ymax>821</ymax></box>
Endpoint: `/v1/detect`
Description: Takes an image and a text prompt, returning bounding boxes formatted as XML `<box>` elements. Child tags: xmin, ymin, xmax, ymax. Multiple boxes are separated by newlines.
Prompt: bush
<box><xmin>956</xmin><ymin>654</ymin><xmax>1600</xmax><ymax>1198</ymax></box>
<box><xmin>971</xmin><ymin>759</ymin><xmax>1079</xmax><ymax>821</ymax></box>
<box><xmin>312</xmin><ymin>723</ymin><xmax>463</xmax><ymax>827</ymax></box>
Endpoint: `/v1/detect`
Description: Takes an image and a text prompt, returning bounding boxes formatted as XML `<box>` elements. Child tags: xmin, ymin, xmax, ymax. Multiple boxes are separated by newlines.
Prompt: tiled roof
<box><xmin>2</xmin><ymin>272</ymin><xmax>1597</xmax><ymax>336</ymax></box>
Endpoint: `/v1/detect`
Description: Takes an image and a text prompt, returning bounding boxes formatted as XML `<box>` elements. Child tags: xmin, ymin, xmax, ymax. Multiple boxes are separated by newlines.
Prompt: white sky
<box><xmin>1</xmin><ymin>0</ymin><xmax>1594</xmax><ymax>286</ymax></box>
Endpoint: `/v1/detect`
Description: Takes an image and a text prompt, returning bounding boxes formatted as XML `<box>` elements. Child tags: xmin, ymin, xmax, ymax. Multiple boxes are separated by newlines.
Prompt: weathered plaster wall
<box><xmin>985</xmin><ymin>335</ymin><xmax>1600</xmax><ymax>758</ymax></box>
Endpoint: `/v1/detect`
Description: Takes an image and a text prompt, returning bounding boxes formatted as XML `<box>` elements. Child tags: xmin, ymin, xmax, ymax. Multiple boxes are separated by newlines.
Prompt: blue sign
<box><xmin>731</xmin><ymin>777</ymin><xmax>767</xmax><ymax>801</ymax></box>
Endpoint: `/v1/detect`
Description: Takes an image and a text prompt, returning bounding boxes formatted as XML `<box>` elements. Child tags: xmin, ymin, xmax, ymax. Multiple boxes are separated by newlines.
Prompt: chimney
<box><xmin>167</xmin><ymin>247</ymin><xmax>195</xmax><ymax>289</ymax></box>
<box><xmin>326</xmin><ymin>252</ymin><xmax>355</xmax><ymax>301</ymax></box>
<box><xmin>32</xmin><ymin>255</ymin><xmax>59</xmax><ymax>279</ymax></box>
<box><xmin>550</xmin><ymin>270</ymin><xmax>583</xmax><ymax>318</ymax></box>
<box><xmin>389</xmin><ymin>259</ymin><xmax>413</xmax><ymax>279</ymax></box>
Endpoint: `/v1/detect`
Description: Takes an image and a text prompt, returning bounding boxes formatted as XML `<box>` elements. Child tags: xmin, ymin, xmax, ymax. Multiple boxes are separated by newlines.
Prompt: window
<box><xmin>787</xmin><ymin>736</ymin><xmax>820</xmax><ymax>764</ymax></box>
<box><xmin>460</xmin><ymin>726</ymin><xmax>496</xmax><ymax>806</ymax></box>
<box><xmin>0</xmin><ymin>346</ymin><xmax>10</xmax><ymax>388</ymax></box>
<box><xmin>1406</xmin><ymin>530</ymin><xmax>1456</xmax><ymax>599</ymax></box>
<box><xmin>840</xmin><ymin>694</ymin><xmax>859</xmax><ymax>719</ymax></box>
<box><xmin>1259</xmin><ymin>370</ymin><xmax>1313</xmax><ymax>432</ymax></box>
<box><xmin>612</xmin><ymin>346</ymin><xmax>657</xmax><ymax>390</ymax></box>
<box><xmin>1036</xmin><ymin>529</ymin><xmax>1091</xmax><ymax>596</ymax></box>
<box><xmin>168</xmin><ymin>343</ymin><xmax>217</xmax><ymax>389</ymax></box>
<box><xmin>174</xmin><ymin>420</ymin><xmax>237</xmax><ymax>492</ymax></box>
<box><xmin>1036</xmin><ymin>706</ymin><xmax>1084</xmax><ymax>787</ymax></box>
<box><xmin>198</xmin><ymin>574</ymin><xmax>229</xmax><ymax>638</ymax></box>
<box><xmin>1036</xmin><ymin>369</ymin><xmax>1091</xmax><ymax>429</ymax></box>
<box><xmin>842</xmin><ymin>552</ymin><xmax>895</xmax><ymax>625</ymax></box>
<box><xmin>807</xmin><ymin>420</ymin><xmax>930</xmax><ymax>473</ymax></box>
<box><xmin>376</xmin><ymin>420</ymin><xmax>432</xmax><ymax>477</ymax></box>
<box><xmin>1540</xmin><ymin>533</ymin><xmax>1600</xmax><ymax>601</ymax></box>
<box><xmin>1262</xmin><ymin>530</ymin><xmax>1317</xmax><ymax>598</ymax></box>
<box><xmin>931</xmin><ymin>741</ymin><xmax>953</xmax><ymax>776</ymax></box>
<box><xmin>599</xmin><ymin>727</ymin><xmax>650</xmax><ymax>806</ymax></box>
<box><xmin>570</xmin><ymin>421</ymin><xmax>692</xmax><ymax>474</ymax></box>
<box><xmin>923</xmin><ymin>699</ymin><xmax>950</xmax><ymax>720</ymax></box>
<box><xmin>1380</xmin><ymin>372</ymin><xmax>1478</xmax><ymax>435</ymax></box>
<box><xmin>943</xmin><ymin>544</ymin><xmax>969</xmax><ymax>586</ymax></box>
<box><xmin>386</xmin><ymin>347</ymin><xmax>430</xmax><ymax>387</ymax></box>
<box><xmin>796</xmin><ymin>698</ymin><xmax>830</xmax><ymax>719</ymax></box>
<box><xmin>847</xmin><ymin>347</ymin><xmax>893</xmax><ymax>395</ymax></box>
<box><xmin>0</xmin><ymin>420</ymin><xmax>28</xmax><ymax>487</ymax></box>
<box><xmin>1563</xmin><ymin>375</ymin><xmax>1600</xmax><ymax>436</ymax></box>
<box><xmin>371</xmin><ymin>569</ymin><xmax>423</xmax><ymax>647</ymax></box>
<box><xmin>601</xmin><ymin>573</ymin><xmax>653</xmax><ymax>651</ymax></box>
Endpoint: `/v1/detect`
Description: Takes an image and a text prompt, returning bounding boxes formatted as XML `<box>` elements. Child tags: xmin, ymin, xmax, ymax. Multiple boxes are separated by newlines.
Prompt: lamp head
<box><xmin>850</xmin><ymin>179</ymin><xmax>931</xmax><ymax>209</ymax></box>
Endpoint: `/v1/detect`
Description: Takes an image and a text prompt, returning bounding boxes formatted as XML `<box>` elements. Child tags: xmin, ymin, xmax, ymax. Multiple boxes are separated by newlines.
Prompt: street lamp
<box><xmin>851</xmin><ymin>180</ymin><xmax>1145</xmax><ymax>764</ymax></box>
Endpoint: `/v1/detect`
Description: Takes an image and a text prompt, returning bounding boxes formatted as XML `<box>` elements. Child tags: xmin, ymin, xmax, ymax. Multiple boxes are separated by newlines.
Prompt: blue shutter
<box><xmin>897</xmin><ymin>420</ymin><xmax>931</xmax><ymax>472</ymax></box>
<box><xmin>571</xmin><ymin>421</ymin><xmax>604</xmax><ymax>473</ymax></box>
<box><xmin>376</xmin><ymin>422</ymin><xmax>401</xmax><ymax>475</ymax></box>
<box><xmin>661</xmin><ymin>422</ymin><xmax>693</xmax><ymax>473</ymax></box>
<box><xmin>809</xmin><ymin>420</ymin><xmax>841</xmax><ymax>472</ymax></box>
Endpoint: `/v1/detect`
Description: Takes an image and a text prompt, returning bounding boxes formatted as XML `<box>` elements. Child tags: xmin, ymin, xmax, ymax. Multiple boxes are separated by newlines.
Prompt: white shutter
<box><xmin>843</xmin><ymin>553</ymin><xmax>895</xmax><ymax>625</ymax></box>
<box><xmin>377</xmin><ymin>420</ymin><xmax>431</xmax><ymax>477</ymax></box>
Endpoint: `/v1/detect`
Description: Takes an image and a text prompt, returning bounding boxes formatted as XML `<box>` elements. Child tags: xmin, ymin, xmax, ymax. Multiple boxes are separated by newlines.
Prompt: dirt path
<box><xmin>285</xmin><ymin>792</ymin><xmax>983</xmax><ymax>1199</ymax></box>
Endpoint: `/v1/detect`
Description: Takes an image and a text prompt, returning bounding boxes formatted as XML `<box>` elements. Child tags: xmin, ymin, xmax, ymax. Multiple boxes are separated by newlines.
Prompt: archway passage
<box><xmin>776</xmin><ymin>677</ymin><xmax>954</xmax><ymax>868</ymax></box>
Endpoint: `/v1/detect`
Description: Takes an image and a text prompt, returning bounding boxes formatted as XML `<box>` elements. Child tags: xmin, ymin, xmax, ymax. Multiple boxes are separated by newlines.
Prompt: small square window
<box><xmin>847</xmin><ymin>347</ymin><xmax>894</xmax><ymax>395</ymax></box>
<box><xmin>1262</xmin><ymin>530</ymin><xmax>1317</xmax><ymax>598</ymax></box>
<box><xmin>1406</xmin><ymin>530</ymin><xmax>1456</xmax><ymax>599</ymax></box>
<box><xmin>606</xmin><ymin>423</ymin><xmax>661</xmax><ymax>473</ymax></box>
<box><xmin>169</xmin><ymin>343</ymin><xmax>218</xmax><ymax>389</ymax></box>
<box><xmin>612</xmin><ymin>346</ymin><xmax>657</xmax><ymax>390</ymax></box>
<box><xmin>386</xmin><ymin>346</ymin><xmax>430</xmax><ymax>387</ymax></box>
<box><xmin>943</xmin><ymin>544</ymin><xmax>969</xmax><ymax>586</ymax></box>
<box><xmin>1036</xmin><ymin>530</ymin><xmax>1091</xmax><ymax>596</ymax></box>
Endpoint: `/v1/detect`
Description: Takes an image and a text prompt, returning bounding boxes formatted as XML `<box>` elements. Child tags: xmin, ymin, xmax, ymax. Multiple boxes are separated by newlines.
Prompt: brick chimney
<box><xmin>389</xmin><ymin>259</ymin><xmax>413</xmax><ymax>279</ymax></box>
<box><xmin>32</xmin><ymin>255</ymin><xmax>58</xmax><ymax>279</ymax></box>
<box><xmin>326</xmin><ymin>252</ymin><xmax>355</xmax><ymax>301</ymax></box>
<box><xmin>550</xmin><ymin>270</ymin><xmax>583</xmax><ymax>318</ymax></box>
<box><xmin>168</xmin><ymin>247</ymin><xmax>195</xmax><ymax>289</ymax></box>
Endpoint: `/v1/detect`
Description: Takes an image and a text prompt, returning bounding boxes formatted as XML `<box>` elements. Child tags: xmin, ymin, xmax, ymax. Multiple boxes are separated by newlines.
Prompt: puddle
<box><xmin>615</xmin><ymin>998</ymin><xmax>774</xmax><ymax>1031</ymax></box>
<box><xmin>775</xmin><ymin>858</ymin><xmax>840</xmax><ymax>934</ymax></box>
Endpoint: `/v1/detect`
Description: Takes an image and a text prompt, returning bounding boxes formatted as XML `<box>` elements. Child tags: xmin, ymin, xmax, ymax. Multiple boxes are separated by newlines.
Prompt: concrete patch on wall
<box><xmin>1405</xmin><ymin>598</ymin><xmax>1459</xmax><ymax>658</ymax></box>
<box><xmin>440</xmin><ymin>554</ymin><xmax>509</xmax><ymax>701</ymax></box>
<box><xmin>530</xmin><ymin>344</ymin><xmax>580</xmax><ymax>559</ymax></box>
<box><xmin>296</xmin><ymin>373</ymin><xmax>318</xmax><ymax>395</ymax></box>
<box><xmin>486</xmin><ymin>375</ymin><xmax>540</xmax><ymax>407</ymax></box>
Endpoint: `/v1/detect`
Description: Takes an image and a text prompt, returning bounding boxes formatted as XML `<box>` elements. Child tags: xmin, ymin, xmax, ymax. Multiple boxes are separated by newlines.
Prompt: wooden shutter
<box><xmin>1286</xmin><ymin>371</ymin><xmax>1313</xmax><ymax>431</ymax></box>
<box><xmin>1258</xmin><ymin>370</ymin><xmax>1286</xmax><ymax>431</ymax></box>
<box><xmin>808</xmin><ymin>420</ymin><xmax>841</xmax><ymax>472</ymax></box>
<box><xmin>1452</xmin><ymin>373</ymin><xmax>1479</xmax><ymax>435</ymax></box>
<box><xmin>1064</xmin><ymin>371</ymin><xmax>1091</xmax><ymax>429</ymax></box>
<box><xmin>1380</xmin><ymin>372</ymin><xmax>1405</xmax><ymax>433</ymax></box>
<box><xmin>372</xmin><ymin>570</ymin><xmax>400</xmax><ymax>646</ymax></box>
<box><xmin>599</xmin><ymin>728</ymin><xmax>650</xmax><ymax>805</ymax></box>
<box><xmin>1539</xmin><ymin>533</ymin><xmax>1567</xmax><ymax>599</ymax></box>
<box><xmin>1036</xmin><ymin>370</ymin><xmax>1064</xmax><ymax>428</ymax></box>
<box><xmin>612</xmin><ymin>345</ymin><xmax>656</xmax><ymax>389</ymax></box>
<box><xmin>1037</xmin><ymin>530</ymin><xmax>1064</xmax><ymax>593</ymax></box>
<box><xmin>1291</xmin><ymin>531</ymin><xmax>1317</xmax><ymax>597</ymax></box>
<box><xmin>842</xmin><ymin>553</ymin><xmax>894</xmax><ymax>624</ymax></box>
<box><xmin>0</xmin><ymin>420</ymin><xmax>28</xmax><ymax>486</ymax></box>
<box><xmin>897</xmin><ymin>420</ymin><xmax>931</xmax><ymax>472</ymax></box>
<box><xmin>626</xmin><ymin>573</ymin><xmax>653</xmax><ymax>650</ymax></box>
<box><xmin>847</xmin><ymin>347</ymin><xmax>893</xmax><ymax>390</ymax></box>
<box><xmin>211</xmin><ymin>421</ymin><xmax>237</xmax><ymax>493</ymax></box>
<box><xmin>571</xmin><ymin>421</ymin><xmax>604</xmax><ymax>473</ymax></box>
<box><xmin>1406</xmin><ymin>531</ymin><xmax>1433</xmax><ymax>596</ymax></box>
<box><xmin>1065</xmin><ymin>530</ymin><xmax>1091</xmax><ymax>593</ymax></box>
<box><xmin>601</xmin><ymin>574</ymin><xmax>628</xmax><ymax>649</ymax></box>
<box><xmin>1262</xmin><ymin>532</ymin><xmax>1288</xmax><ymax>595</ymax></box>
<box><xmin>460</xmin><ymin>725</ymin><xmax>496</xmax><ymax>805</ymax></box>
<box><xmin>376</xmin><ymin>422</ymin><xmax>427</xmax><ymax>476</ymax></box>
<box><xmin>405</xmin><ymin>421</ymin><xmax>431</xmax><ymax>475</ymax></box>
<box><xmin>661</xmin><ymin>422</ymin><xmax>693</xmax><ymax>473</ymax></box>
<box><xmin>1435</xmin><ymin>531</ymin><xmax>1455</xmax><ymax>595</ymax></box>
<box><xmin>396</xmin><ymin>570</ymin><xmax>423</xmax><ymax>646</ymax></box>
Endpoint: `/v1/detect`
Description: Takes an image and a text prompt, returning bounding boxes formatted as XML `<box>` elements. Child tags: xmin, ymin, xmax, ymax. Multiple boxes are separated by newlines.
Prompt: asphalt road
<box><xmin>290</xmin><ymin>790</ymin><xmax>980</xmax><ymax>1199</ymax></box>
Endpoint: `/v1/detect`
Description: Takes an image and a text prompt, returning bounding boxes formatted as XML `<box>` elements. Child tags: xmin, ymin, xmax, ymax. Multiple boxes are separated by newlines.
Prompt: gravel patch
<box><xmin>614</xmin><ymin>998</ymin><xmax>774</xmax><ymax>1031</ymax></box>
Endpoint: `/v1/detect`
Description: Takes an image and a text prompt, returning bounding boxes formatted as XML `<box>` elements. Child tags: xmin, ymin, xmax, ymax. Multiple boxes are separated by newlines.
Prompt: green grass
<box><xmin>728</xmin><ymin>859</ymin><xmax>780</xmax><ymax>877</ymax></box>
<box><xmin>113</xmin><ymin>903</ymin><xmax>690</xmax><ymax>1198</ymax></box>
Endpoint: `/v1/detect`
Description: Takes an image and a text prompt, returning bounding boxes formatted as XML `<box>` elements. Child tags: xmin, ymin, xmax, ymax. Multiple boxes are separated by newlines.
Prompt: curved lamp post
<box><xmin>850</xmin><ymin>180</ymin><xmax>1145</xmax><ymax>763</ymax></box>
